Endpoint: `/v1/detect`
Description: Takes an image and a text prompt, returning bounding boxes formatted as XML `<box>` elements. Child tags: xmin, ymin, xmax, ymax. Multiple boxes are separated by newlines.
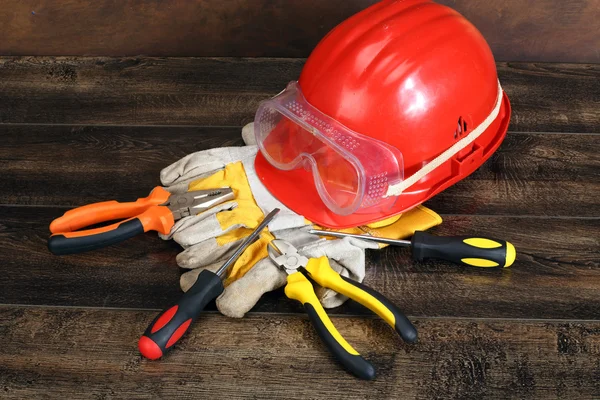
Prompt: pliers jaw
<box><xmin>268</xmin><ymin>239</ymin><xmax>309</xmax><ymax>275</ymax></box>
<box><xmin>165</xmin><ymin>187</ymin><xmax>234</xmax><ymax>220</ymax></box>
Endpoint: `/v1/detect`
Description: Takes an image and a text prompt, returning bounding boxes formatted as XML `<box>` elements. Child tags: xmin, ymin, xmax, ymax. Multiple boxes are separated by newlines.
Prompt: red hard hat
<box><xmin>254</xmin><ymin>0</ymin><xmax>511</xmax><ymax>228</ymax></box>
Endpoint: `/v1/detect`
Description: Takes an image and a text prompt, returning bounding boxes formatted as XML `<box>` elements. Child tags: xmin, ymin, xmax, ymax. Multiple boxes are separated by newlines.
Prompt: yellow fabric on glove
<box><xmin>187</xmin><ymin>161</ymin><xmax>274</xmax><ymax>286</ymax></box>
<box><xmin>221</xmin><ymin>231</ymin><xmax>274</xmax><ymax>287</ymax></box>
<box><xmin>186</xmin><ymin>160</ymin><xmax>443</xmax><ymax>287</ymax></box>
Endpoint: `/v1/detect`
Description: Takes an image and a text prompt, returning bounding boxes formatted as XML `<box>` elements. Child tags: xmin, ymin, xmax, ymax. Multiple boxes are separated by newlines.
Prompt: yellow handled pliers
<box><xmin>267</xmin><ymin>239</ymin><xmax>417</xmax><ymax>380</ymax></box>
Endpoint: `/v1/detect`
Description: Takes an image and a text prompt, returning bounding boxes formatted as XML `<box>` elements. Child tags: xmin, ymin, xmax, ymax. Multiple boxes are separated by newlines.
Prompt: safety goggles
<box><xmin>255</xmin><ymin>80</ymin><xmax>504</xmax><ymax>217</ymax></box>
<box><xmin>254</xmin><ymin>81</ymin><xmax>404</xmax><ymax>216</ymax></box>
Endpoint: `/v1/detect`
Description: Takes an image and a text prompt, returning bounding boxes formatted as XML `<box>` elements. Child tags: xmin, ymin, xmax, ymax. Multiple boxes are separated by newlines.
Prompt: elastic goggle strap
<box><xmin>386</xmin><ymin>81</ymin><xmax>504</xmax><ymax>197</ymax></box>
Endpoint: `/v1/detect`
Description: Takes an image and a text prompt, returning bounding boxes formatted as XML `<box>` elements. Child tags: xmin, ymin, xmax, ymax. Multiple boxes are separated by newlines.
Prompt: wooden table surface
<box><xmin>0</xmin><ymin>57</ymin><xmax>598</xmax><ymax>399</ymax></box>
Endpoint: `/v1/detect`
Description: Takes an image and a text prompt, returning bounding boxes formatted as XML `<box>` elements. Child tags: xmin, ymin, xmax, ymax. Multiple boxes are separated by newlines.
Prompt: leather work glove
<box><xmin>160</xmin><ymin>124</ymin><xmax>442</xmax><ymax>318</ymax></box>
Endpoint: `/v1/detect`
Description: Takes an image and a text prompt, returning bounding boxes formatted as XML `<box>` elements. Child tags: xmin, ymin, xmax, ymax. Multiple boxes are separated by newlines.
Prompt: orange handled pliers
<box><xmin>48</xmin><ymin>186</ymin><xmax>234</xmax><ymax>255</ymax></box>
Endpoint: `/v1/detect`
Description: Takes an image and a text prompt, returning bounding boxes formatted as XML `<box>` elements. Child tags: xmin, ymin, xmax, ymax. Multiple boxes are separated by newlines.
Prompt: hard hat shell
<box><xmin>255</xmin><ymin>0</ymin><xmax>511</xmax><ymax>228</ymax></box>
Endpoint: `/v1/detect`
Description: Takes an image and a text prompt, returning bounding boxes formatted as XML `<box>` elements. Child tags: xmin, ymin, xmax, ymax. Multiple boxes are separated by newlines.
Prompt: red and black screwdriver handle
<box><xmin>139</xmin><ymin>208</ymin><xmax>281</xmax><ymax>359</ymax></box>
<box><xmin>48</xmin><ymin>187</ymin><xmax>174</xmax><ymax>255</ymax></box>
<box><xmin>138</xmin><ymin>270</ymin><xmax>224</xmax><ymax>360</ymax></box>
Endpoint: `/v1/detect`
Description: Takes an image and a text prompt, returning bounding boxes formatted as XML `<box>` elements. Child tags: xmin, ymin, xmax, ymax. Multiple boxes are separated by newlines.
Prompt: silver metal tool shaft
<box><xmin>308</xmin><ymin>229</ymin><xmax>412</xmax><ymax>247</ymax></box>
<box><xmin>216</xmin><ymin>208</ymin><xmax>280</xmax><ymax>277</ymax></box>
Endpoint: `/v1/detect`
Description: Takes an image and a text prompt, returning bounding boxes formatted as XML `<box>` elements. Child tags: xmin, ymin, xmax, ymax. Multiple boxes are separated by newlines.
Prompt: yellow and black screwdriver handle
<box><xmin>411</xmin><ymin>231</ymin><xmax>516</xmax><ymax>268</ymax></box>
<box><xmin>284</xmin><ymin>256</ymin><xmax>417</xmax><ymax>381</ymax></box>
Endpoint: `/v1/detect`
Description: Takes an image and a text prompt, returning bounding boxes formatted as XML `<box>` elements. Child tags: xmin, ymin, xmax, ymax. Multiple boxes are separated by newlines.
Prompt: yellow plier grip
<box><xmin>304</xmin><ymin>257</ymin><xmax>418</xmax><ymax>344</ymax></box>
<box><xmin>284</xmin><ymin>257</ymin><xmax>417</xmax><ymax>380</ymax></box>
<box><xmin>284</xmin><ymin>267</ymin><xmax>376</xmax><ymax>380</ymax></box>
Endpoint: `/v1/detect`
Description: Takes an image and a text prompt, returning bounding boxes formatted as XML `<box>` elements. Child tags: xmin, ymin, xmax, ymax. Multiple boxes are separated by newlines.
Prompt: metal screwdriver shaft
<box><xmin>216</xmin><ymin>208</ymin><xmax>281</xmax><ymax>277</ymax></box>
<box><xmin>309</xmin><ymin>229</ymin><xmax>411</xmax><ymax>247</ymax></box>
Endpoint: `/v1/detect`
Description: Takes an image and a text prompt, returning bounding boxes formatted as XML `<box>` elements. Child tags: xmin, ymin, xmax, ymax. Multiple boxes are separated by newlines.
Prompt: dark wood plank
<box><xmin>0</xmin><ymin>57</ymin><xmax>304</xmax><ymax>126</ymax></box>
<box><xmin>502</xmin><ymin>63</ymin><xmax>600</xmax><ymax>134</ymax></box>
<box><xmin>0</xmin><ymin>125</ymin><xmax>243</xmax><ymax>207</ymax></box>
<box><xmin>1</xmin><ymin>125</ymin><xmax>598</xmax><ymax>218</ymax></box>
<box><xmin>0</xmin><ymin>0</ymin><xmax>598</xmax><ymax>63</ymax></box>
<box><xmin>1</xmin><ymin>205</ymin><xmax>598</xmax><ymax>320</ymax></box>
<box><xmin>1</xmin><ymin>306</ymin><xmax>599</xmax><ymax>399</ymax></box>
<box><xmin>427</xmin><ymin>130</ymin><xmax>600</xmax><ymax>217</ymax></box>
<box><xmin>1</xmin><ymin>58</ymin><xmax>599</xmax><ymax>133</ymax></box>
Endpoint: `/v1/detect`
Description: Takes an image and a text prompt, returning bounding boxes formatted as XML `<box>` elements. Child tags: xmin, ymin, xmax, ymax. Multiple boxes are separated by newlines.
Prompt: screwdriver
<box><xmin>309</xmin><ymin>229</ymin><xmax>516</xmax><ymax>268</ymax></box>
<box><xmin>139</xmin><ymin>208</ymin><xmax>280</xmax><ymax>360</ymax></box>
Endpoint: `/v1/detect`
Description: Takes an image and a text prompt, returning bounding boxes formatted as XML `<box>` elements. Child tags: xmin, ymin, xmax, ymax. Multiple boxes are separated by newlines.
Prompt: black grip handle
<box><xmin>410</xmin><ymin>231</ymin><xmax>515</xmax><ymax>268</ymax></box>
<box><xmin>48</xmin><ymin>218</ymin><xmax>144</xmax><ymax>255</ymax></box>
<box><xmin>138</xmin><ymin>270</ymin><xmax>224</xmax><ymax>360</ymax></box>
<box><xmin>339</xmin><ymin>275</ymin><xmax>418</xmax><ymax>344</ymax></box>
<box><xmin>304</xmin><ymin>303</ymin><xmax>376</xmax><ymax>380</ymax></box>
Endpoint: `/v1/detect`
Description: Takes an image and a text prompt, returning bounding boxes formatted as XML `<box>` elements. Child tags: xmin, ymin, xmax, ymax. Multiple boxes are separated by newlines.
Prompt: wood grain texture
<box><xmin>0</xmin><ymin>0</ymin><xmax>598</xmax><ymax>62</ymax></box>
<box><xmin>1</xmin><ymin>57</ymin><xmax>599</xmax><ymax>133</ymax></box>
<box><xmin>0</xmin><ymin>125</ymin><xmax>243</xmax><ymax>207</ymax></box>
<box><xmin>1</xmin><ymin>205</ymin><xmax>598</xmax><ymax>319</ymax></box>
<box><xmin>0</xmin><ymin>55</ymin><xmax>598</xmax><ymax>398</ymax></box>
<box><xmin>1</xmin><ymin>306</ymin><xmax>600</xmax><ymax>399</ymax></box>
<box><xmin>0</xmin><ymin>57</ymin><xmax>303</xmax><ymax>126</ymax></box>
<box><xmin>0</xmin><ymin>125</ymin><xmax>597</xmax><ymax>218</ymax></box>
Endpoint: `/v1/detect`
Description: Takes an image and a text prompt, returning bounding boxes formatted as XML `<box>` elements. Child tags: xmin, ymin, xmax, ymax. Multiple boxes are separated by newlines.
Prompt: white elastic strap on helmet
<box><xmin>386</xmin><ymin>81</ymin><xmax>504</xmax><ymax>197</ymax></box>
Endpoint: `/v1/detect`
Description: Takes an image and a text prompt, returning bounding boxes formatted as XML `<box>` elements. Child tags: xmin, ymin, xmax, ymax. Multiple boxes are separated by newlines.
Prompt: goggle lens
<box><xmin>255</xmin><ymin>82</ymin><xmax>403</xmax><ymax>216</ymax></box>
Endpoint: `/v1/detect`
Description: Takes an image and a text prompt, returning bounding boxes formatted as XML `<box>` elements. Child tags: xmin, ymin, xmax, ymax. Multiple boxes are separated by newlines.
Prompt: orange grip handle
<box><xmin>55</xmin><ymin>206</ymin><xmax>175</xmax><ymax>238</ymax></box>
<box><xmin>48</xmin><ymin>206</ymin><xmax>175</xmax><ymax>255</ymax></box>
<box><xmin>50</xmin><ymin>186</ymin><xmax>171</xmax><ymax>234</ymax></box>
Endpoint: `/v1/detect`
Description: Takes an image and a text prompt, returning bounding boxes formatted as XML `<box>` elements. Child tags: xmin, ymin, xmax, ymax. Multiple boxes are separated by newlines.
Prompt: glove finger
<box><xmin>342</xmin><ymin>235</ymin><xmax>381</xmax><ymax>250</ymax></box>
<box><xmin>326</xmin><ymin>244</ymin><xmax>366</xmax><ymax>282</ymax></box>
<box><xmin>314</xmin><ymin>258</ymin><xmax>353</xmax><ymax>309</ymax></box>
<box><xmin>318</xmin><ymin>290</ymin><xmax>348</xmax><ymax>309</ymax></box>
<box><xmin>161</xmin><ymin>146</ymin><xmax>259</xmax><ymax>189</ymax></box>
<box><xmin>161</xmin><ymin>152</ymin><xmax>225</xmax><ymax>188</ymax></box>
<box><xmin>241</xmin><ymin>122</ymin><xmax>256</xmax><ymax>146</ymax></box>
<box><xmin>301</xmin><ymin>237</ymin><xmax>372</xmax><ymax>283</ymax></box>
<box><xmin>309</xmin><ymin>235</ymin><xmax>379</xmax><ymax>252</ymax></box>
<box><xmin>272</xmin><ymin>225</ymin><xmax>323</xmax><ymax>249</ymax></box>
<box><xmin>179</xmin><ymin>262</ymin><xmax>222</xmax><ymax>293</ymax></box>
<box><xmin>174</xmin><ymin>220</ymin><xmax>249</xmax><ymax>249</ymax></box>
<box><xmin>168</xmin><ymin>206</ymin><xmax>246</xmax><ymax>248</ymax></box>
<box><xmin>216</xmin><ymin>258</ymin><xmax>287</xmax><ymax>318</ymax></box>
<box><xmin>300</xmin><ymin>238</ymin><xmax>370</xmax><ymax>308</ymax></box>
<box><xmin>176</xmin><ymin>239</ymin><xmax>243</xmax><ymax>270</ymax></box>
